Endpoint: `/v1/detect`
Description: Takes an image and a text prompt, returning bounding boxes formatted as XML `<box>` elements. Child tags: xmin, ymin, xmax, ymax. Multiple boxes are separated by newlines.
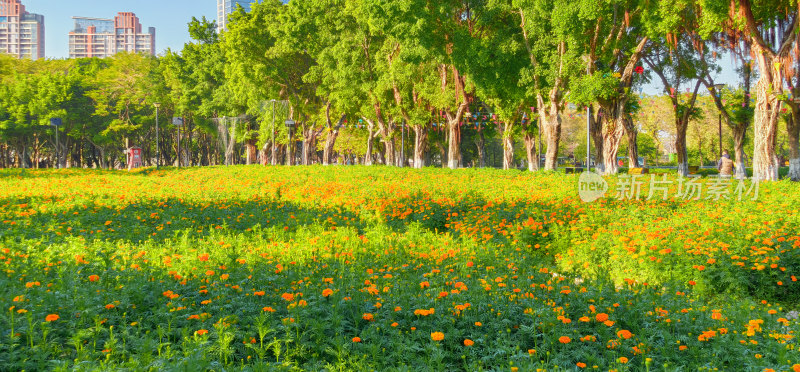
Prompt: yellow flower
<box><xmin>431</xmin><ymin>332</ymin><xmax>444</xmax><ymax>341</ymax></box>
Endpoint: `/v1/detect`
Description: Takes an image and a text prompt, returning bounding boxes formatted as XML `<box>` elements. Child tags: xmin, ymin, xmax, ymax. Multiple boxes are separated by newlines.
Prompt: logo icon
<box><xmin>578</xmin><ymin>171</ymin><xmax>608</xmax><ymax>203</ymax></box>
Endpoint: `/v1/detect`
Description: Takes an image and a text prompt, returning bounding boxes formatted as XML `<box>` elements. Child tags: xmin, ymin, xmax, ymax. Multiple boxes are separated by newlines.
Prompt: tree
<box><xmin>699</xmin><ymin>0</ymin><xmax>799</xmax><ymax>181</ymax></box>
<box><xmin>642</xmin><ymin>36</ymin><xmax>705</xmax><ymax>176</ymax></box>
<box><xmin>570</xmin><ymin>0</ymin><xmax>663</xmax><ymax>175</ymax></box>
<box><xmin>515</xmin><ymin>0</ymin><xmax>582</xmax><ymax>171</ymax></box>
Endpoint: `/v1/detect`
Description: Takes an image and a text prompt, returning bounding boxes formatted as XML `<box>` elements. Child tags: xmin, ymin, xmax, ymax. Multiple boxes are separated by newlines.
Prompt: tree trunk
<box><xmin>732</xmin><ymin>126</ymin><xmax>747</xmax><ymax>179</ymax></box>
<box><xmin>788</xmin><ymin>107</ymin><xmax>800</xmax><ymax>181</ymax></box>
<box><xmin>435</xmin><ymin>141</ymin><xmax>447</xmax><ymax>168</ymax></box>
<box><xmin>364</xmin><ymin>120</ymin><xmax>375</xmax><ymax>166</ymax></box>
<box><xmin>601</xmin><ymin>110</ymin><xmax>625</xmax><ymax>175</ymax></box>
<box><xmin>502</xmin><ymin>134</ymin><xmax>514</xmax><ymax>170</ymax></box>
<box><xmin>474</xmin><ymin>127</ymin><xmax>485</xmax><ymax>168</ymax></box>
<box><xmin>623</xmin><ymin>114</ymin><xmax>640</xmax><ymax>168</ymax></box>
<box><xmin>541</xmin><ymin>107</ymin><xmax>562</xmax><ymax>172</ymax></box>
<box><xmin>675</xmin><ymin>118</ymin><xmax>689</xmax><ymax>177</ymax></box>
<box><xmin>524</xmin><ymin>132</ymin><xmax>538</xmax><ymax>171</ymax></box>
<box><xmin>413</xmin><ymin>126</ymin><xmax>428</xmax><ymax>169</ymax></box>
<box><xmin>245</xmin><ymin>139</ymin><xmax>257</xmax><ymax>165</ymax></box>
<box><xmin>590</xmin><ymin>107</ymin><xmax>604</xmax><ymax>173</ymax></box>
<box><xmin>301</xmin><ymin>126</ymin><xmax>320</xmax><ymax>166</ymax></box>
<box><xmin>752</xmin><ymin>56</ymin><xmax>781</xmax><ymax>181</ymax></box>
<box><xmin>447</xmin><ymin>120</ymin><xmax>461</xmax><ymax>169</ymax></box>
<box><xmin>383</xmin><ymin>136</ymin><xmax>395</xmax><ymax>167</ymax></box>
<box><xmin>286</xmin><ymin>134</ymin><xmax>295</xmax><ymax>166</ymax></box>
<box><xmin>322</xmin><ymin>129</ymin><xmax>338</xmax><ymax>166</ymax></box>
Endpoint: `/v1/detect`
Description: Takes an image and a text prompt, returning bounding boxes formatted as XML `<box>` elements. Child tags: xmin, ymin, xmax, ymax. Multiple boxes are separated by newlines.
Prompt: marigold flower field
<box><xmin>0</xmin><ymin>166</ymin><xmax>798</xmax><ymax>371</ymax></box>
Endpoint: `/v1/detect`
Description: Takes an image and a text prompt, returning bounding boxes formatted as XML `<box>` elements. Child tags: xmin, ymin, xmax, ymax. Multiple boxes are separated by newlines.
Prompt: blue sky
<box><xmin>23</xmin><ymin>0</ymin><xmax>218</xmax><ymax>59</ymax></box>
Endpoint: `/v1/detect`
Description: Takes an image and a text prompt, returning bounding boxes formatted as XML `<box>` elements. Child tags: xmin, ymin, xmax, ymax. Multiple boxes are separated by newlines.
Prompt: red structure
<box><xmin>127</xmin><ymin>147</ymin><xmax>143</xmax><ymax>171</ymax></box>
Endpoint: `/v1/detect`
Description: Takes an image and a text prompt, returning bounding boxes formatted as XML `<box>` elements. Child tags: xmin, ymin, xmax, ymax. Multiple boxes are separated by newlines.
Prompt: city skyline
<box><xmin>68</xmin><ymin>12</ymin><xmax>156</xmax><ymax>58</ymax></box>
<box><xmin>0</xmin><ymin>0</ymin><xmax>45</xmax><ymax>59</ymax></box>
<box><xmin>11</xmin><ymin>0</ymin><xmax>218</xmax><ymax>59</ymax></box>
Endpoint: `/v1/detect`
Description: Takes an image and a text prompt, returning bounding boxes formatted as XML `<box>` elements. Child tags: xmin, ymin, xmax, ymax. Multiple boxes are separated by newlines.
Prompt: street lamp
<box><xmin>50</xmin><ymin>118</ymin><xmax>62</xmax><ymax>168</ymax></box>
<box><xmin>153</xmin><ymin>103</ymin><xmax>160</xmax><ymax>168</ymax></box>
<box><xmin>285</xmin><ymin>119</ymin><xmax>296</xmax><ymax>166</ymax></box>
<box><xmin>714</xmin><ymin>84</ymin><xmax>725</xmax><ymax>158</ymax></box>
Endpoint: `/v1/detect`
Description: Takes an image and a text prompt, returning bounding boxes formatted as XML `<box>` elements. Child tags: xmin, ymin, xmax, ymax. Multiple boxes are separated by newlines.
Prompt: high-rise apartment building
<box><xmin>217</xmin><ymin>0</ymin><xmax>252</xmax><ymax>32</ymax></box>
<box><xmin>0</xmin><ymin>0</ymin><xmax>45</xmax><ymax>60</ymax></box>
<box><xmin>69</xmin><ymin>12</ymin><xmax>155</xmax><ymax>58</ymax></box>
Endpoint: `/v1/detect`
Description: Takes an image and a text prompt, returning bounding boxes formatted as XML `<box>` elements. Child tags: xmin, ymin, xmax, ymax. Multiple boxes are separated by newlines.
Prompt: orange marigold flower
<box><xmin>528</xmin><ymin>349</ymin><xmax>536</xmax><ymax>355</ymax></box>
<box><xmin>198</xmin><ymin>253</ymin><xmax>209</xmax><ymax>261</ymax></box>
<box><xmin>463</xmin><ymin>339</ymin><xmax>474</xmax><ymax>346</ymax></box>
<box><xmin>431</xmin><ymin>332</ymin><xmax>444</xmax><ymax>341</ymax></box>
<box><xmin>88</xmin><ymin>275</ymin><xmax>100</xmax><ymax>282</ymax></box>
<box><xmin>618</xmin><ymin>357</ymin><xmax>629</xmax><ymax>364</ymax></box>
<box><xmin>45</xmin><ymin>314</ymin><xmax>59</xmax><ymax>322</ymax></box>
<box><xmin>104</xmin><ymin>304</ymin><xmax>115</xmax><ymax>310</ymax></box>
<box><xmin>577</xmin><ymin>362</ymin><xmax>587</xmax><ymax>368</ymax></box>
<box><xmin>791</xmin><ymin>364</ymin><xmax>800</xmax><ymax>372</ymax></box>
<box><xmin>205</xmin><ymin>270</ymin><xmax>215</xmax><ymax>276</ymax></box>
<box><xmin>253</xmin><ymin>291</ymin><xmax>265</xmax><ymax>296</ymax></box>
<box><xmin>595</xmin><ymin>313</ymin><xmax>609</xmax><ymax>322</ymax></box>
<box><xmin>362</xmin><ymin>313</ymin><xmax>374</xmax><ymax>321</ymax></box>
<box><xmin>617</xmin><ymin>330</ymin><xmax>633</xmax><ymax>340</ymax></box>
<box><xmin>558</xmin><ymin>336</ymin><xmax>571</xmax><ymax>344</ymax></box>
<box><xmin>603</xmin><ymin>320</ymin><xmax>615</xmax><ymax>327</ymax></box>
<box><xmin>391</xmin><ymin>322</ymin><xmax>398</xmax><ymax>327</ymax></box>
<box><xmin>281</xmin><ymin>293</ymin><xmax>294</xmax><ymax>302</ymax></box>
<box><xmin>263</xmin><ymin>306</ymin><xmax>275</xmax><ymax>312</ymax></box>
<box><xmin>679</xmin><ymin>345</ymin><xmax>688</xmax><ymax>350</ymax></box>
<box><xmin>322</xmin><ymin>288</ymin><xmax>333</xmax><ymax>297</ymax></box>
<box><xmin>420</xmin><ymin>281</ymin><xmax>430</xmax><ymax>289</ymax></box>
<box><xmin>195</xmin><ymin>329</ymin><xmax>209</xmax><ymax>336</ymax></box>
<box><xmin>352</xmin><ymin>336</ymin><xmax>361</xmax><ymax>343</ymax></box>
<box><xmin>220</xmin><ymin>274</ymin><xmax>229</xmax><ymax>280</ymax></box>
<box><xmin>475</xmin><ymin>321</ymin><xmax>482</xmax><ymax>326</ymax></box>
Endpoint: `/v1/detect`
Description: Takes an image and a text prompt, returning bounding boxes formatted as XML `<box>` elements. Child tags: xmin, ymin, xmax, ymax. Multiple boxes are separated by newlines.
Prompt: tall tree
<box><xmin>699</xmin><ymin>0</ymin><xmax>799</xmax><ymax>181</ymax></box>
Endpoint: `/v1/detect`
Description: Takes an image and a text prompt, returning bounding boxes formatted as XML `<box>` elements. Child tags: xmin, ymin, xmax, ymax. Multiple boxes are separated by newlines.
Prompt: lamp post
<box><xmin>714</xmin><ymin>84</ymin><xmax>725</xmax><ymax>158</ymax></box>
<box><xmin>285</xmin><ymin>119</ymin><xmax>296</xmax><ymax>166</ymax></box>
<box><xmin>50</xmin><ymin>118</ymin><xmax>62</xmax><ymax>168</ymax></box>
<box><xmin>153</xmin><ymin>103</ymin><xmax>160</xmax><ymax>168</ymax></box>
